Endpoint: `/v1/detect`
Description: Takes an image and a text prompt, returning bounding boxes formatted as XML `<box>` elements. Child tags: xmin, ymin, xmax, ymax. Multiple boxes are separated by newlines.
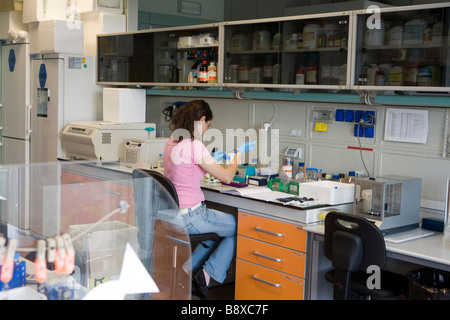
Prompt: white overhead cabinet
<box><xmin>223</xmin><ymin>12</ymin><xmax>350</xmax><ymax>90</ymax></box>
<box><xmin>353</xmin><ymin>3</ymin><xmax>450</xmax><ymax>92</ymax></box>
<box><xmin>97</xmin><ymin>3</ymin><xmax>450</xmax><ymax>94</ymax></box>
<box><xmin>97</xmin><ymin>24</ymin><xmax>219</xmax><ymax>85</ymax></box>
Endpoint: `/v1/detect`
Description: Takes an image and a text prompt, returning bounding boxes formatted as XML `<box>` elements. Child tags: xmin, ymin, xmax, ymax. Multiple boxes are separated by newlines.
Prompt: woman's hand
<box><xmin>237</xmin><ymin>141</ymin><xmax>256</xmax><ymax>154</ymax></box>
<box><xmin>211</xmin><ymin>150</ymin><xmax>226</xmax><ymax>162</ymax></box>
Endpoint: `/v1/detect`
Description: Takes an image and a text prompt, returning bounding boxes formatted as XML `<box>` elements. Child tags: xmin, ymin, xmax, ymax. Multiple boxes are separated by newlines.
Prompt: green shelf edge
<box><xmin>146</xmin><ymin>88</ymin><xmax>450</xmax><ymax>107</ymax></box>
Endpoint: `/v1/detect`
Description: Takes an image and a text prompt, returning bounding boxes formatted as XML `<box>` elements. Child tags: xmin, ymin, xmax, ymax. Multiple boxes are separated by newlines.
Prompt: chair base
<box><xmin>326</xmin><ymin>269</ymin><xmax>409</xmax><ymax>300</ymax></box>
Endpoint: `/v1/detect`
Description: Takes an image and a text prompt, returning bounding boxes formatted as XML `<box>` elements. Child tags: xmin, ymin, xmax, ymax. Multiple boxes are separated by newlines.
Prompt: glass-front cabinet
<box><xmin>97</xmin><ymin>24</ymin><xmax>219</xmax><ymax>86</ymax></box>
<box><xmin>223</xmin><ymin>12</ymin><xmax>351</xmax><ymax>90</ymax></box>
<box><xmin>97</xmin><ymin>3</ymin><xmax>450</xmax><ymax>94</ymax></box>
<box><xmin>353</xmin><ymin>3</ymin><xmax>450</xmax><ymax>92</ymax></box>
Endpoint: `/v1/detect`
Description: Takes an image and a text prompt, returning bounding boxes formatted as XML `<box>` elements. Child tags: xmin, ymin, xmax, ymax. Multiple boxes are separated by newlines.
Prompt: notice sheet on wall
<box><xmin>384</xmin><ymin>108</ymin><xmax>428</xmax><ymax>144</ymax></box>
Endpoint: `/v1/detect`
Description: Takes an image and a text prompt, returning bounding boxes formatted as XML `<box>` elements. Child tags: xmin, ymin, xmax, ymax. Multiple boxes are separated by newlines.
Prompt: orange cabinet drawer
<box><xmin>237</xmin><ymin>235</ymin><xmax>305</xmax><ymax>279</ymax></box>
<box><xmin>235</xmin><ymin>259</ymin><xmax>304</xmax><ymax>300</ymax></box>
<box><xmin>238</xmin><ymin>212</ymin><xmax>306</xmax><ymax>252</ymax></box>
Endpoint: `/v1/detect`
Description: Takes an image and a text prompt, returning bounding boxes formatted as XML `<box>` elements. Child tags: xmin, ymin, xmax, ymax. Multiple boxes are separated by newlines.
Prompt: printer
<box><xmin>62</xmin><ymin>121</ymin><xmax>155</xmax><ymax>161</ymax></box>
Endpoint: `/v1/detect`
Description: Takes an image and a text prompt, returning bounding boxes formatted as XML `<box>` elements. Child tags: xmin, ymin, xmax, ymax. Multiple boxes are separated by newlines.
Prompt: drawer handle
<box><xmin>253</xmin><ymin>251</ymin><xmax>283</xmax><ymax>262</ymax></box>
<box><xmin>252</xmin><ymin>275</ymin><xmax>282</xmax><ymax>288</ymax></box>
<box><xmin>104</xmin><ymin>190</ymin><xmax>121</xmax><ymax>196</ymax></box>
<box><xmin>68</xmin><ymin>182</ymin><xmax>84</xmax><ymax>187</ymax></box>
<box><xmin>254</xmin><ymin>227</ymin><xmax>284</xmax><ymax>237</ymax></box>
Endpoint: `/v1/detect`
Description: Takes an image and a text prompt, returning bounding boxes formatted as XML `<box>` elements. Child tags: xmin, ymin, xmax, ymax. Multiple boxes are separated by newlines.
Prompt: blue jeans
<box><xmin>181</xmin><ymin>203</ymin><xmax>236</xmax><ymax>283</ymax></box>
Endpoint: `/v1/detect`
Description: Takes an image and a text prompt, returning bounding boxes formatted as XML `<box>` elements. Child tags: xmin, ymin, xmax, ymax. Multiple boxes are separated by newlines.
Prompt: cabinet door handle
<box><xmin>254</xmin><ymin>227</ymin><xmax>284</xmax><ymax>237</ymax></box>
<box><xmin>253</xmin><ymin>251</ymin><xmax>283</xmax><ymax>262</ymax></box>
<box><xmin>252</xmin><ymin>275</ymin><xmax>282</xmax><ymax>288</ymax></box>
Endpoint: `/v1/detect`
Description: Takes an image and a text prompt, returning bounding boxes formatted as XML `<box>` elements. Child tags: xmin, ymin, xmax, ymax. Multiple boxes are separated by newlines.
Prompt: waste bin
<box><xmin>407</xmin><ymin>268</ymin><xmax>450</xmax><ymax>300</ymax></box>
<box><xmin>68</xmin><ymin>221</ymin><xmax>138</xmax><ymax>286</ymax></box>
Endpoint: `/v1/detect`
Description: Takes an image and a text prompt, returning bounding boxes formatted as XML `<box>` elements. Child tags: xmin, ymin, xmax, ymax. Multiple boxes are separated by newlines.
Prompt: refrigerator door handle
<box><xmin>27</xmin><ymin>104</ymin><xmax>32</xmax><ymax>137</ymax></box>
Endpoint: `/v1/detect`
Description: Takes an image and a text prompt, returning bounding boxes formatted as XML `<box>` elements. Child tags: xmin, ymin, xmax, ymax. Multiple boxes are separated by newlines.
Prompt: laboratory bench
<box><xmin>19</xmin><ymin>160</ymin><xmax>450</xmax><ymax>300</ymax></box>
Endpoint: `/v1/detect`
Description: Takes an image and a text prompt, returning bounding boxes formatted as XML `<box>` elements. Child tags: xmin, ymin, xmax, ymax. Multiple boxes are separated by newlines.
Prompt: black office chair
<box><xmin>132</xmin><ymin>169</ymin><xmax>219</xmax><ymax>246</ymax></box>
<box><xmin>324</xmin><ymin>211</ymin><xmax>408</xmax><ymax>300</ymax></box>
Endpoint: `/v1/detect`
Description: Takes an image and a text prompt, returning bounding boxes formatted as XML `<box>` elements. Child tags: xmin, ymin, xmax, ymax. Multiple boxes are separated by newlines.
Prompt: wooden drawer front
<box><xmin>237</xmin><ymin>236</ymin><xmax>305</xmax><ymax>279</ymax></box>
<box><xmin>235</xmin><ymin>259</ymin><xmax>304</xmax><ymax>300</ymax></box>
<box><xmin>238</xmin><ymin>212</ymin><xmax>306</xmax><ymax>252</ymax></box>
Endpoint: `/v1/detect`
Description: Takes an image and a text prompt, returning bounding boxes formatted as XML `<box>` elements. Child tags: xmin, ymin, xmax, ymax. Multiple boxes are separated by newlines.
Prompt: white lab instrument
<box><xmin>103</xmin><ymin>88</ymin><xmax>146</xmax><ymax>123</ymax></box>
<box><xmin>122</xmin><ymin>137</ymin><xmax>167</xmax><ymax>168</ymax></box>
<box><xmin>300</xmin><ymin>180</ymin><xmax>355</xmax><ymax>205</ymax></box>
<box><xmin>353</xmin><ymin>176</ymin><xmax>421</xmax><ymax>235</ymax></box>
<box><xmin>284</xmin><ymin>147</ymin><xmax>301</xmax><ymax>158</ymax></box>
<box><xmin>62</xmin><ymin>121</ymin><xmax>156</xmax><ymax>161</ymax></box>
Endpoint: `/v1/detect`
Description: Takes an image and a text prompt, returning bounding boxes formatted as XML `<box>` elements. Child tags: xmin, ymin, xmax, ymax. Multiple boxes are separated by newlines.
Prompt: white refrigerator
<box><xmin>1</xmin><ymin>41</ymin><xmax>31</xmax><ymax>165</ymax></box>
<box><xmin>1</xmin><ymin>41</ymin><xmax>31</xmax><ymax>231</ymax></box>
<box><xmin>28</xmin><ymin>53</ymin><xmax>102</xmax><ymax>237</ymax></box>
<box><xmin>30</xmin><ymin>53</ymin><xmax>103</xmax><ymax>163</ymax></box>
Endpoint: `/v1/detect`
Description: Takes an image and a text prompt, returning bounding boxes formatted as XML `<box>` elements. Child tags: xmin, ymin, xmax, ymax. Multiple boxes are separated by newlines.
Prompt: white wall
<box><xmin>146</xmin><ymin>96</ymin><xmax>450</xmax><ymax>214</ymax></box>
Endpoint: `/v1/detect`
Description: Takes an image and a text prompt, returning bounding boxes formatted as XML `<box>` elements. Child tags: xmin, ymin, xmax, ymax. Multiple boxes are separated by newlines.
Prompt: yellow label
<box><xmin>90</xmin><ymin>276</ymin><xmax>110</xmax><ymax>289</ymax></box>
<box><xmin>315</xmin><ymin>122</ymin><xmax>327</xmax><ymax>131</ymax></box>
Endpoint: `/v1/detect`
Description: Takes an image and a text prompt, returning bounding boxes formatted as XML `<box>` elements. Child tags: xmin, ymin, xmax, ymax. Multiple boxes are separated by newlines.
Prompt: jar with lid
<box><xmin>417</xmin><ymin>67</ymin><xmax>432</xmax><ymax>86</ymax></box>
<box><xmin>404</xmin><ymin>17</ymin><xmax>426</xmax><ymax>45</ymax></box>
<box><xmin>295</xmin><ymin>69</ymin><xmax>305</xmax><ymax>84</ymax></box>
<box><xmin>230</xmin><ymin>33</ymin><xmax>250</xmax><ymax>51</ymax></box>
<box><xmin>306</xmin><ymin>53</ymin><xmax>318</xmax><ymax>84</ymax></box>
<box><xmin>404</xmin><ymin>49</ymin><xmax>421</xmax><ymax>86</ymax></box>
<box><xmin>263</xmin><ymin>54</ymin><xmax>274</xmax><ymax>84</ymax></box>
<box><xmin>303</xmin><ymin>22</ymin><xmax>321</xmax><ymax>49</ymax></box>
<box><xmin>375</xmin><ymin>70</ymin><xmax>385</xmax><ymax>86</ymax></box>
<box><xmin>249</xmin><ymin>62</ymin><xmax>263</xmax><ymax>84</ymax></box>
<box><xmin>238</xmin><ymin>55</ymin><xmax>251</xmax><ymax>83</ymax></box>
<box><xmin>389</xmin><ymin>66</ymin><xmax>403</xmax><ymax>86</ymax></box>
<box><xmin>253</xmin><ymin>30</ymin><xmax>271</xmax><ymax>51</ymax></box>
<box><xmin>389</xmin><ymin>24</ymin><xmax>403</xmax><ymax>46</ymax></box>
<box><xmin>322</xmin><ymin>23</ymin><xmax>339</xmax><ymax>47</ymax></box>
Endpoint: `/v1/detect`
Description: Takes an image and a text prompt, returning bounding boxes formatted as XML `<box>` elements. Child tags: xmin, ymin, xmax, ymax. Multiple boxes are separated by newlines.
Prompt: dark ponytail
<box><xmin>169</xmin><ymin>100</ymin><xmax>213</xmax><ymax>141</ymax></box>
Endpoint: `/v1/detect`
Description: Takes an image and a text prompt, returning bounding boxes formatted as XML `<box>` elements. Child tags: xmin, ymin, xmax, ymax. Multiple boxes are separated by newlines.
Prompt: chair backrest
<box><xmin>132</xmin><ymin>169</ymin><xmax>179</xmax><ymax>206</ymax></box>
<box><xmin>324</xmin><ymin>211</ymin><xmax>386</xmax><ymax>272</ymax></box>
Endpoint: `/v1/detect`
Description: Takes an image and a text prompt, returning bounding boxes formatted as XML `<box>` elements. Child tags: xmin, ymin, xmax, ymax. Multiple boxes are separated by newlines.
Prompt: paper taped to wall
<box><xmin>384</xmin><ymin>108</ymin><xmax>428</xmax><ymax>144</ymax></box>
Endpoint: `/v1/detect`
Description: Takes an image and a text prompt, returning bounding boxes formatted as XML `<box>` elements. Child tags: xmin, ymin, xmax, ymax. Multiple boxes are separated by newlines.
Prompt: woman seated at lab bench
<box><xmin>163</xmin><ymin>99</ymin><xmax>255</xmax><ymax>299</ymax></box>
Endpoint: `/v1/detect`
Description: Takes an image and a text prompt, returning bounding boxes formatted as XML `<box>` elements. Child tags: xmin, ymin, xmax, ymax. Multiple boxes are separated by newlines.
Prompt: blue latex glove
<box><xmin>212</xmin><ymin>150</ymin><xmax>226</xmax><ymax>161</ymax></box>
<box><xmin>237</xmin><ymin>141</ymin><xmax>256</xmax><ymax>154</ymax></box>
